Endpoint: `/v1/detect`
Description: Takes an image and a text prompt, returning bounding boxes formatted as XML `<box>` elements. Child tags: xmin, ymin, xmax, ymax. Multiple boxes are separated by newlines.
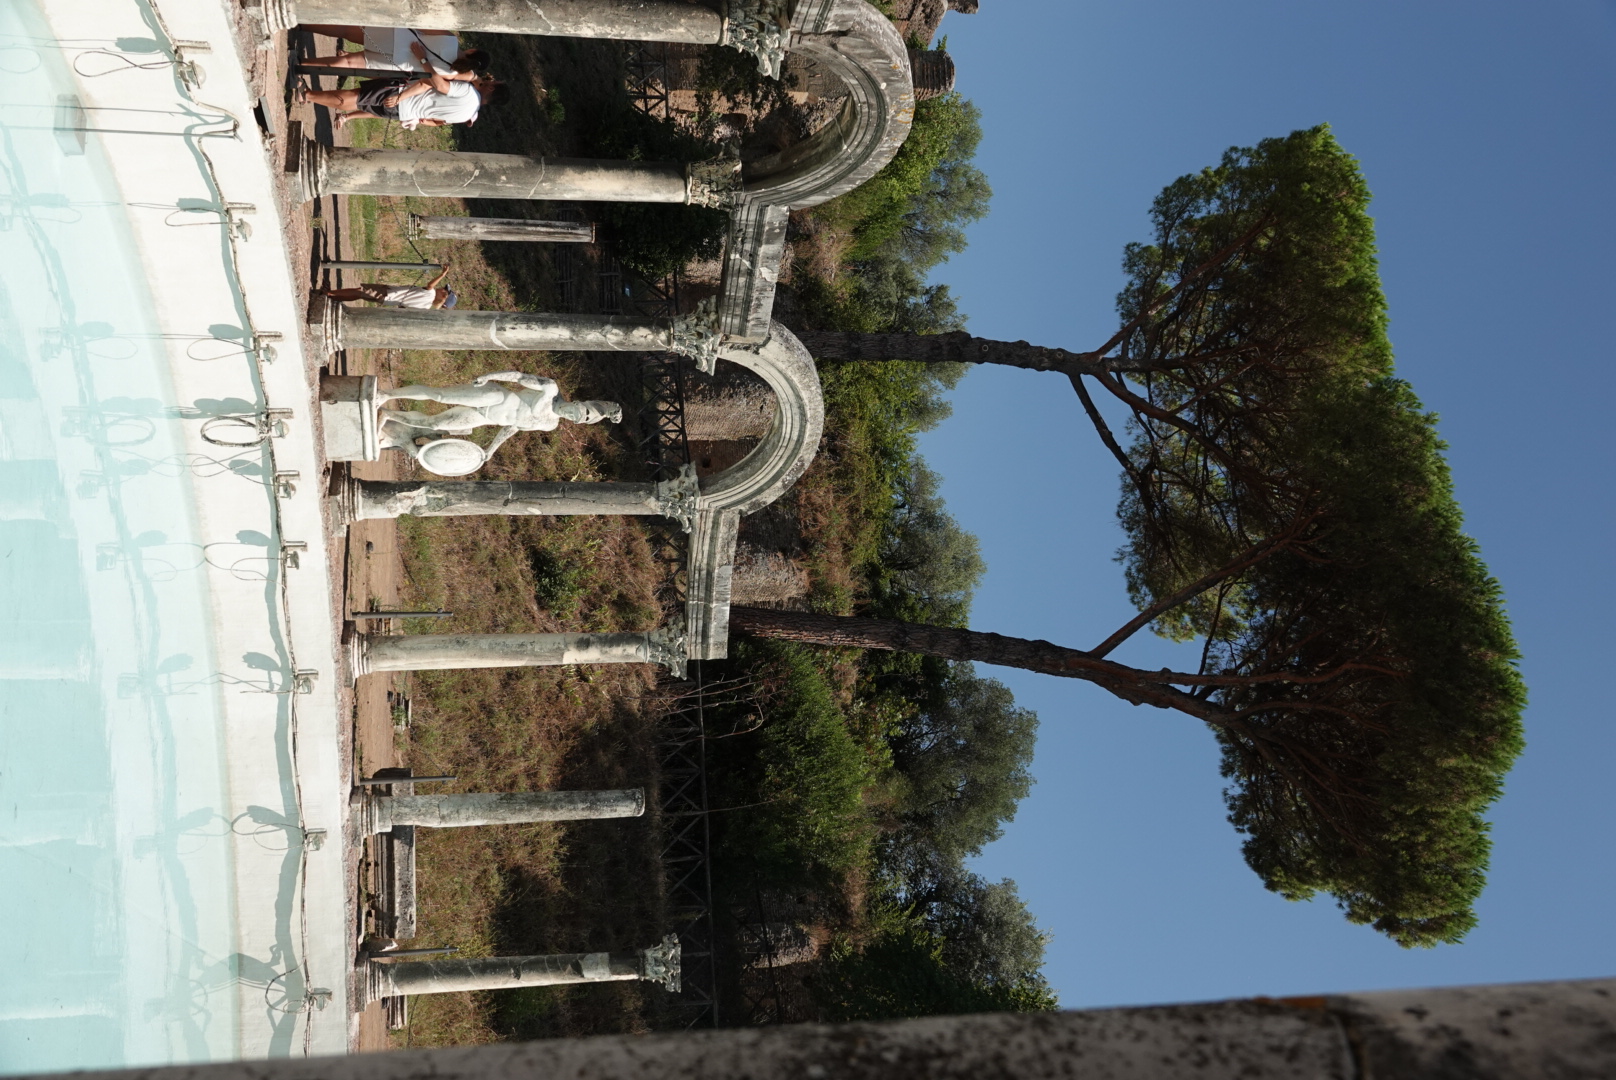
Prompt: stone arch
<box><xmin>720</xmin><ymin>1</ymin><xmax>916</xmax><ymax>335</ymax></box>
<box><xmin>685</xmin><ymin>325</ymin><xmax>823</xmax><ymax>659</ymax></box>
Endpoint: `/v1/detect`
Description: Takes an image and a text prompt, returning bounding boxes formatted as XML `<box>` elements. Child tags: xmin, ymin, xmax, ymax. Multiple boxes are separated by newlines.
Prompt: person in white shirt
<box><xmin>299</xmin><ymin>25</ymin><xmax>489</xmax><ymax>79</ymax></box>
<box><xmin>300</xmin><ymin>71</ymin><xmax>506</xmax><ymax>131</ymax></box>
<box><xmin>321</xmin><ymin>262</ymin><xmax>457</xmax><ymax>309</ymax></box>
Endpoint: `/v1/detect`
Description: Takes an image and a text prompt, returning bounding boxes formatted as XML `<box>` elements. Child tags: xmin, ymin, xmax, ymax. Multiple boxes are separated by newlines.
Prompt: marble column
<box><xmin>361</xmin><ymin>789</ymin><xmax>644</xmax><ymax>834</ymax></box>
<box><xmin>342</xmin><ymin>468</ymin><xmax>699</xmax><ymax>531</ymax></box>
<box><xmin>290</xmin><ymin>142</ymin><xmax>742</xmax><ymax>211</ymax></box>
<box><xmin>352</xmin><ymin>625</ymin><xmax>686</xmax><ymax>678</ymax></box>
<box><xmin>262</xmin><ymin>0</ymin><xmax>788</xmax><ymax>75</ymax></box>
<box><xmin>363</xmin><ymin>934</ymin><xmax>681</xmax><ymax>1003</ymax></box>
<box><xmin>278</xmin><ymin>0</ymin><xmax>722</xmax><ymax>43</ymax></box>
<box><xmin>411</xmin><ymin>215</ymin><xmax>594</xmax><ymax>244</ymax></box>
<box><xmin>312</xmin><ymin>301</ymin><xmax>724</xmax><ymax>372</ymax></box>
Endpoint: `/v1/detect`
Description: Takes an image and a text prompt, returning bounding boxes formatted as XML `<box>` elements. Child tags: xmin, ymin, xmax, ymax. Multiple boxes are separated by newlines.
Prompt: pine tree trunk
<box><xmin>727</xmin><ymin>607</ymin><xmax>1227</xmax><ymax>725</ymax></box>
<box><xmin>789</xmin><ymin>331</ymin><xmax>1159</xmax><ymax>374</ymax></box>
<box><xmin>791</xmin><ymin>330</ymin><xmax>1081</xmax><ymax>372</ymax></box>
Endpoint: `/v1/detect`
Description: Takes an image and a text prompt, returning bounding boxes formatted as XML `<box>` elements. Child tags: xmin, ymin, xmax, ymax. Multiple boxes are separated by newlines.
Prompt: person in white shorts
<box><xmin>321</xmin><ymin>262</ymin><xmax>457</xmax><ymax>309</ymax></box>
<box><xmin>299</xmin><ymin>25</ymin><xmax>489</xmax><ymax>79</ymax></box>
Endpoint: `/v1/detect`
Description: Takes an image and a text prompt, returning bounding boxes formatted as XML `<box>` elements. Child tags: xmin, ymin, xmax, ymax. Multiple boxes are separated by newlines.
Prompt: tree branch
<box><xmin>1088</xmin><ymin>515</ymin><xmax>1317</xmax><ymax>658</ymax></box>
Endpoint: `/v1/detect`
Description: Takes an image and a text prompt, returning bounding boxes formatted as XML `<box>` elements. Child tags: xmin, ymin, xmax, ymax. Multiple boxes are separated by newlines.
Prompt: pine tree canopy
<box><xmin>1102</xmin><ymin>125</ymin><xmax>1525</xmax><ymax>946</ymax></box>
<box><xmin>759</xmin><ymin>126</ymin><xmax>1526</xmax><ymax>947</ymax></box>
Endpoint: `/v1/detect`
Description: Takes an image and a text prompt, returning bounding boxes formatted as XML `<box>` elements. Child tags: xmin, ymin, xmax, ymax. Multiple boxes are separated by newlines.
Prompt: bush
<box><xmin>711</xmin><ymin>642</ymin><xmax>878</xmax><ymax>889</ymax></box>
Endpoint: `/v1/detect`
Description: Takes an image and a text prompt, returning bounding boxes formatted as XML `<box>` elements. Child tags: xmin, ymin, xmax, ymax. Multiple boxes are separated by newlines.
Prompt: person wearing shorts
<box><xmin>299</xmin><ymin>71</ymin><xmax>505</xmax><ymax>131</ymax></box>
<box><xmin>299</xmin><ymin>25</ymin><xmax>489</xmax><ymax>79</ymax></box>
<box><xmin>321</xmin><ymin>262</ymin><xmax>457</xmax><ymax>309</ymax></box>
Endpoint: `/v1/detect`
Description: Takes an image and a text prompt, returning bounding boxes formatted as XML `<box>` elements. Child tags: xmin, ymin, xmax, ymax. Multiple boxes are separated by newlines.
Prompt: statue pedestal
<box><xmin>320</xmin><ymin>373</ymin><xmax>380</xmax><ymax>462</ymax></box>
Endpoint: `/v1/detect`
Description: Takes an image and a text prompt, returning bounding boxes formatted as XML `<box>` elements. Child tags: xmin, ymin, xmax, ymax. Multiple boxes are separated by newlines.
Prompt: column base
<box><xmin>319</xmin><ymin>374</ymin><xmax>380</xmax><ymax>462</ymax></box>
<box><xmin>283</xmin><ymin>128</ymin><xmax>328</xmax><ymax>203</ymax></box>
<box><xmin>346</xmin><ymin>625</ymin><xmax>371</xmax><ymax>682</ymax></box>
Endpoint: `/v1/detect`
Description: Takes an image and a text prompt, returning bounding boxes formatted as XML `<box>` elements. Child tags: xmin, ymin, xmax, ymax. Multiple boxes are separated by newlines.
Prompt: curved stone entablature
<box><xmin>722</xmin><ymin>0</ymin><xmax>915</xmax><ymax>336</ymax></box>
<box><xmin>695</xmin><ymin>324</ymin><xmax>823</xmax><ymax>517</ymax></box>
<box><xmin>683</xmin><ymin>323</ymin><xmax>823</xmax><ymax>658</ymax></box>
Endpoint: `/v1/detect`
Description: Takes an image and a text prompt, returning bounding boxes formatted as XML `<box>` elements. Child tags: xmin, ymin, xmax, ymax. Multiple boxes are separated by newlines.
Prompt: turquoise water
<box><xmin>0</xmin><ymin>1</ymin><xmax>239</xmax><ymax>1069</ymax></box>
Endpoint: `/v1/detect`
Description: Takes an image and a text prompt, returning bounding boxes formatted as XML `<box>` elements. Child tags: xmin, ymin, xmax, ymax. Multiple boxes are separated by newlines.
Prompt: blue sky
<box><xmin>917</xmin><ymin>1</ymin><xmax>1616</xmax><ymax>1007</ymax></box>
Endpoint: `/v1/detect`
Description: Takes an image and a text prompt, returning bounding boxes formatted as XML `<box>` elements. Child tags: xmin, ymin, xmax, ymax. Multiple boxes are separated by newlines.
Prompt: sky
<box><xmin>917</xmin><ymin>1</ymin><xmax>1616</xmax><ymax>1008</ymax></box>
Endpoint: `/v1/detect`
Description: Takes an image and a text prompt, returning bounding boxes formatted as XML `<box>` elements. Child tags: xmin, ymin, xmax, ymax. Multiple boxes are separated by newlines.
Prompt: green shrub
<box><xmin>712</xmin><ymin>642</ymin><xmax>877</xmax><ymax>888</ymax></box>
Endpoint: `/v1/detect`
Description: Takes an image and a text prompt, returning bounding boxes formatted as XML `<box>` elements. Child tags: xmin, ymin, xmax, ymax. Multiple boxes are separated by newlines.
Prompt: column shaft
<box><xmin>352</xmin><ymin>480</ymin><xmax>662</xmax><ymax>521</ymax></box>
<box><xmin>292</xmin><ymin>0</ymin><xmax>724</xmax><ymax>42</ymax></box>
<box><xmin>373</xmin><ymin>790</ymin><xmax>645</xmax><ymax>831</ymax></box>
<box><xmin>376</xmin><ymin>952</ymin><xmax>641</xmax><ymax>997</ymax></box>
<box><xmin>322</xmin><ymin>149</ymin><xmax>690</xmax><ymax>202</ymax></box>
<box><xmin>361</xmin><ymin>632</ymin><xmax>660</xmax><ymax>673</ymax></box>
<box><xmin>342</xmin><ymin>307</ymin><xmax>671</xmax><ymax>352</ymax></box>
<box><xmin>413</xmin><ymin>216</ymin><xmax>594</xmax><ymax>243</ymax></box>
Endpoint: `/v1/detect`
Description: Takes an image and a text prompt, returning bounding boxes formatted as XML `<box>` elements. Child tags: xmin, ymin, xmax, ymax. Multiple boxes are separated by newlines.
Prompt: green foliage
<box><xmin>1110</xmin><ymin>125</ymin><xmax>1526</xmax><ymax>945</ymax></box>
<box><xmin>816</xmin><ymin>909</ymin><xmax>1055</xmax><ymax>1022</ymax></box>
<box><xmin>816</xmin><ymin>361</ymin><xmax>968</xmax><ymax>573</ymax></box>
<box><xmin>710</xmin><ymin>641</ymin><xmax>878</xmax><ymax>888</ymax></box>
<box><xmin>915</xmin><ymin>872</ymin><xmax>1052</xmax><ymax>993</ymax></box>
<box><xmin>823</xmin><ymin>92</ymin><xmax>990</xmax><ymax>266</ymax></box>
<box><xmin>698</xmin><ymin>69</ymin><xmax>1051</xmax><ymax>1007</ymax></box>
<box><xmin>528</xmin><ymin>547</ymin><xmax>585</xmax><ymax>616</ymax></box>
<box><xmin>798</xmin><ymin>93</ymin><xmax>989</xmax><ymax>336</ymax></box>
<box><xmin>876</xmin><ymin>664</ymin><xmax>1038</xmax><ymax>883</ymax></box>
<box><xmin>576</xmin><ymin>95</ymin><xmax>727</xmax><ymax>278</ymax></box>
<box><xmin>868</xmin><ymin>460</ymin><xmax>984</xmax><ymax>626</ymax></box>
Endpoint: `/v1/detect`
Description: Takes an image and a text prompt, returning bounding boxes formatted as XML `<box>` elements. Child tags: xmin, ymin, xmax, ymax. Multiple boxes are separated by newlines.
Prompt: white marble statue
<box><xmin>378</xmin><ymin>372</ymin><xmax>622</xmax><ymax>475</ymax></box>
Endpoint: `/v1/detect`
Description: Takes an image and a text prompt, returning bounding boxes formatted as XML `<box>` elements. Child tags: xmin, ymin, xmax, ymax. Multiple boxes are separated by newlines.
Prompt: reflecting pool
<box><xmin>0</xmin><ymin>0</ymin><xmax>239</xmax><ymax>1068</ymax></box>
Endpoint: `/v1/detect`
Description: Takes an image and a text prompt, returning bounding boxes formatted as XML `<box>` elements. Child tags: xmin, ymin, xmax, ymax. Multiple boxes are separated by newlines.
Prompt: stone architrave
<box><xmin>115</xmin><ymin>975</ymin><xmax>1616</xmax><ymax>1079</ymax></box>
<box><xmin>359</xmin><ymin>789</ymin><xmax>645</xmax><ymax>835</ymax></box>
<box><xmin>351</xmin><ymin>624</ymin><xmax>687</xmax><ymax>679</ymax></box>
<box><xmin>361</xmin><ymin>935</ymin><xmax>682</xmax><ymax>1004</ymax></box>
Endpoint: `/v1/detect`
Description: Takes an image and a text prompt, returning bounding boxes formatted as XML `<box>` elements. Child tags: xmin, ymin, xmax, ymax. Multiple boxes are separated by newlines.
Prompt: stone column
<box><xmin>343</xmin><ymin>469</ymin><xmax>699</xmax><ymax>531</ymax></box>
<box><xmin>312</xmin><ymin>301</ymin><xmax>724</xmax><ymax>371</ymax></box>
<box><xmin>261</xmin><ymin>1</ymin><xmax>788</xmax><ymax>75</ymax></box>
<box><xmin>363</xmin><ymin>934</ymin><xmax>680</xmax><ymax>1004</ymax></box>
<box><xmin>411</xmin><ymin>215</ymin><xmax>594</xmax><ymax>244</ymax></box>
<box><xmin>290</xmin><ymin>141</ymin><xmax>741</xmax><ymax>210</ymax></box>
<box><xmin>275</xmin><ymin>0</ymin><xmax>723</xmax><ymax>43</ymax></box>
<box><xmin>352</xmin><ymin>624</ymin><xmax>686</xmax><ymax>678</ymax></box>
<box><xmin>361</xmin><ymin>789</ymin><xmax>644</xmax><ymax>834</ymax></box>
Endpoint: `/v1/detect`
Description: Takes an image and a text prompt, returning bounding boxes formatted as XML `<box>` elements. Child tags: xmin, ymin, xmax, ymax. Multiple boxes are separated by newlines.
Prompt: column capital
<box><xmin>639</xmin><ymin>934</ymin><xmax>682</xmax><ymax>992</ymax></box>
<box><xmin>685</xmin><ymin>153</ymin><xmax>743</xmax><ymax>212</ymax></box>
<box><xmin>653</xmin><ymin>464</ymin><xmax>702</xmax><ymax>532</ymax></box>
<box><xmin>243</xmin><ymin>0</ymin><xmax>298</xmax><ymax>35</ymax></box>
<box><xmin>669</xmin><ymin>297</ymin><xmax>725</xmax><ymax>374</ymax></box>
<box><xmin>723</xmin><ymin>0</ymin><xmax>790</xmax><ymax>78</ymax></box>
<box><xmin>648</xmin><ymin>621</ymin><xmax>688</xmax><ymax>680</ymax></box>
